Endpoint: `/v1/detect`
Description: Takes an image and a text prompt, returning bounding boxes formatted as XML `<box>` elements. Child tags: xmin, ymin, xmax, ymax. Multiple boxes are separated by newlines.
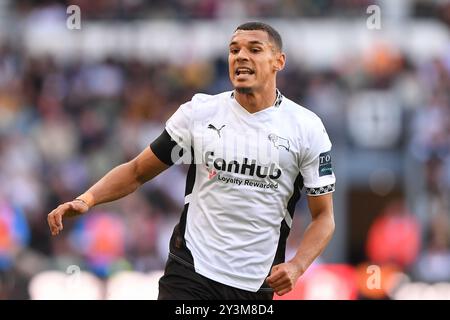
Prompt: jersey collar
<box><xmin>230</xmin><ymin>89</ymin><xmax>283</xmax><ymax>108</ymax></box>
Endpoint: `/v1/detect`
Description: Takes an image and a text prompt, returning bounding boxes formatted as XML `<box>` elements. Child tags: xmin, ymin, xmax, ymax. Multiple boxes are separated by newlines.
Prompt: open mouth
<box><xmin>235</xmin><ymin>67</ymin><xmax>254</xmax><ymax>76</ymax></box>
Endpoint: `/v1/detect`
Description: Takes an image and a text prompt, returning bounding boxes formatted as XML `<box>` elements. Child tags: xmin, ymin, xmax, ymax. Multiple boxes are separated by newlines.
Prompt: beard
<box><xmin>235</xmin><ymin>86</ymin><xmax>253</xmax><ymax>94</ymax></box>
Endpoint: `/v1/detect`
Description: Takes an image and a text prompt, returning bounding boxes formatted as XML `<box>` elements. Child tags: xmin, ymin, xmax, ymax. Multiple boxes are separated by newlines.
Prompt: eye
<box><xmin>230</xmin><ymin>48</ymin><xmax>239</xmax><ymax>54</ymax></box>
<box><xmin>251</xmin><ymin>48</ymin><xmax>261</xmax><ymax>53</ymax></box>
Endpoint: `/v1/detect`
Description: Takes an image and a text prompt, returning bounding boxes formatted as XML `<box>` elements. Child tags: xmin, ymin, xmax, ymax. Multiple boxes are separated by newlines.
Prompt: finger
<box><xmin>56</xmin><ymin>211</ymin><xmax>63</xmax><ymax>231</ymax></box>
<box><xmin>51</xmin><ymin>213</ymin><xmax>60</xmax><ymax>235</ymax></box>
<box><xmin>58</xmin><ymin>203</ymin><xmax>73</xmax><ymax>229</ymax></box>
<box><xmin>267</xmin><ymin>265</ymin><xmax>278</xmax><ymax>280</ymax></box>
<box><xmin>276</xmin><ymin>286</ymin><xmax>293</xmax><ymax>296</ymax></box>
<box><xmin>274</xmin><ymin>279</ymin><xmax>294</xmax><ymax>293</ymax></box>
<box><xmin>51</xmin><ymin>205</ymin><xmax>68</xmax><ymax>234</ymax></box>
<box><xmin>47</xmin><ymin>211</ymin><xmax>58</xmax><ymax>235</ymax></box>
<box><xmin>51</xmin><ymin>207</ymin><xmax>62</xmax><ymax>231</ymax></box>
<box><xmin>267</xmin><ymin>266</ymin><xmax>279</xmax><ymax>280</ymax></box>
<box><xmin>267</xmin><ymin>269</ymin><xmax>285</xmax><ymax>284</ymax></box>
<box><xmin>271</xmin><ymin>278</ymin><xmax>291</xmax><ymax>291</ymax></box>
<box><xmin>47</xmin><ymin>210</ymin><xmax>54</xmax><ymax>230</ymax></box>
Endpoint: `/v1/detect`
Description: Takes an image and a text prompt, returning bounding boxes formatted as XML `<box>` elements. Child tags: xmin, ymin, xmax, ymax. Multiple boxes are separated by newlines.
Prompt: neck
<box><xmin>234</xmin><ymin>86</ymin><xmax>278</xmax><ymax>114</ymax></box>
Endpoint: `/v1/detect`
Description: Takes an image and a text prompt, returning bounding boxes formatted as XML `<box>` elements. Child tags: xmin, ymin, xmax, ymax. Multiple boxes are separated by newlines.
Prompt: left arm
<box><xmin>267</xmin><ymin>193</ymin><xmax>335</xmax><ymax>296</ymax></box>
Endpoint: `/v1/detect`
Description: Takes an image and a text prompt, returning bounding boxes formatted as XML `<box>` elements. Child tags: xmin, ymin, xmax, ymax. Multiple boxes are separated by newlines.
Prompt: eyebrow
<box><xmin>229</xmin><ymin>40</ymin><xmax>266</xmax><ymax>47</ymax></box>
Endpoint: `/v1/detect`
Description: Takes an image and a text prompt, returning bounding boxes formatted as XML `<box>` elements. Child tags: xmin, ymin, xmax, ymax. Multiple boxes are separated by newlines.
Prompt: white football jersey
<box><xmin>163</xmin><ymin>90</ymin><xmax>335</xmax><ymax>292</ymax></box>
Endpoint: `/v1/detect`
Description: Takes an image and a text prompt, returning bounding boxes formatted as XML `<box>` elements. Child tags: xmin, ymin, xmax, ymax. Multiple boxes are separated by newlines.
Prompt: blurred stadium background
<box><xmin>1</xmin><ymin>0</ymin><xmax>450</xmax><ymax>300</ymax></box>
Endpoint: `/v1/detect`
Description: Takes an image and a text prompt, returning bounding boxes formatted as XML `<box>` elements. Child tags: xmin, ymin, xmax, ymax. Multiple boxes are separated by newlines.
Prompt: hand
<box><xmin>266</xmin><ymin>261</ymin><xmax>304</xmax><ymax>296</ymax></box>
<box><xmin>47</xmin><ymin>200</ymin><xmax>89</xmax><ymax>236</ymax></box>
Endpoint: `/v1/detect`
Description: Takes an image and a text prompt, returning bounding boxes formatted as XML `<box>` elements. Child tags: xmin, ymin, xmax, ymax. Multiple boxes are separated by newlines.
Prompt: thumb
<box><xmin>267</xmin><ymin>265</ymin><xmax>280</xmax><ymax>281</ymax></box>
<box><xmin>270</xmin><ymin>264</ymin><xmax>280</xmax><ymax>275</ymax></box>
<box><xmin>67</xmin><ymin>200</ymin><xmax>88</xmax><ymax>216</ymax></box>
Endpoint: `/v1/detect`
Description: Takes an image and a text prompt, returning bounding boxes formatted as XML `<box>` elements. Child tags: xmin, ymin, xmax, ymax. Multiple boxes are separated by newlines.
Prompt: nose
<box><xmin>236</xmin><ymin>48</ymin><xmax>249</xmax><ymax>62</ymax></box>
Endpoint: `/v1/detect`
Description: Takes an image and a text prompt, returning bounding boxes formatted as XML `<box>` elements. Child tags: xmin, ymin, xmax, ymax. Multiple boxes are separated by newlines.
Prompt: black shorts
<box><xmin>158</xmin><ymin>256</ymin><xmax>274</xmax><ymax>300</ymax></box>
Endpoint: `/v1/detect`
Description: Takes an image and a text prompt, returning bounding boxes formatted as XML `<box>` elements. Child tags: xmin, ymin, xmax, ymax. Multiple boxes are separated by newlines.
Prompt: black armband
<box><xmin>150</xmin><ymin>129</ymin><xmax>185</xmax><ymax>166</ymax></box>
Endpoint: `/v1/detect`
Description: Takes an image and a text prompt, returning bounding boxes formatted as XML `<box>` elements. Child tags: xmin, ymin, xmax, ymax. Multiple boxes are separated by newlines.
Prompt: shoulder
<box><xmin>189</xmin><ymin>91</ymin><xmax>230</xmax><ymax>107</ymax></box>
<box><xmin>181</xmin><ymin>91</ymin><xmax>231</xmax><ymax>118</ymax></box>
<box><xmin>182</xmin><ymin>91</ymin><xmax>230</xmax><ymax>105</ymax></box>
<box><xmin>281</xmin><ymin>96</ymin><xmax>325</xmax><ymax>132</ymax></box>
<box><xmin>281</xmin><ymin>97</ymin><xmax>332</xmax><ymax>154</ymax></box>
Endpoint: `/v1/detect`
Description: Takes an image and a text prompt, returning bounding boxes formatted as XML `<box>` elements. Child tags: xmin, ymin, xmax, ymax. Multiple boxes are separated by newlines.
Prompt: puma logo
<box><xmin>208</xmin><ymin>124</ymin><xmax>226</xmax><ymax>138</ymax></box>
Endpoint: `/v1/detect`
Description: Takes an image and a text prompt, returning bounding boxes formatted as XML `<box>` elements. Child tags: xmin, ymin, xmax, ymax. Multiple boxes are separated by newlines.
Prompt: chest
<box><xmin>191</xmin><ymin>108</ymin><xmax>301</xmax><ymax>175</ymax></box>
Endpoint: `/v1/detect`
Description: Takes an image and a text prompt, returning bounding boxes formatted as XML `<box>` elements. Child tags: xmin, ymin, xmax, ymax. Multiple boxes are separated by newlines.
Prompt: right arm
<box><xmin>48</xmin><ymin>96</ymin><xmax>193</xmax><ymax>236</ymax></box>
<box><xmin>47</xmin><ymin>147</ymin><xmax>169</xmax><ymax>236</ymax></box>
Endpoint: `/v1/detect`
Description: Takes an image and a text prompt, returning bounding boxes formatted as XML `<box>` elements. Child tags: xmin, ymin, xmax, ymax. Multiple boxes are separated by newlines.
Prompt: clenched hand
<box><xmin>266</xmin><ymin>262</ymin><xmax>303</xmax><ymax>296</ymax></box>
<box><xmin>47</xmin><ymin>200</ymin><xmax>89</xmax><ymax>236</ymax></box>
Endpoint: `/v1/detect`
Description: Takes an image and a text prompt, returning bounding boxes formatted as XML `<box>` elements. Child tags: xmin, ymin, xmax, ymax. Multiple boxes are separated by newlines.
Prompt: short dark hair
<box><xmin>235</xmin><ymin>22</ymin><xmax>283</xmax><ymax>51</ymax></box>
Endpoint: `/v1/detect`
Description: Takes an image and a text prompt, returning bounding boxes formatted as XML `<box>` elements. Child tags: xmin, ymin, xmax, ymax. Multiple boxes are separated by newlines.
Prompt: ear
<box><xmin>273</xmin><ymin>52</ymin><xmax>286</xmax><ymax>72</ymax></box>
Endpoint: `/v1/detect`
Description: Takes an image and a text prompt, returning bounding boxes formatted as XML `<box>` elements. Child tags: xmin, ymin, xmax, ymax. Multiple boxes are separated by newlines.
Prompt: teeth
<box><xmin>236</xmin><ymin>68</ymin><xmax>253</xmax><ymax>75</ymax></box>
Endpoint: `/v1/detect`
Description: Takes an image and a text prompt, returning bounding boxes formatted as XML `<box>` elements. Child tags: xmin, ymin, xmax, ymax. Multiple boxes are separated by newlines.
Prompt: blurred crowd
<box><xmin>12</xmin><ymin>0</ymin><xmax>377</xmax><ymax>20</ymax></box>
<box><xmin>1</xmin><ymin>0</ymin><xmax>450</xmax><ymax>299</ymax></box>
<box><xmin>9</xmin><ymin>0</ymin><xmax>450</xmax><ymax>23</ymax></box>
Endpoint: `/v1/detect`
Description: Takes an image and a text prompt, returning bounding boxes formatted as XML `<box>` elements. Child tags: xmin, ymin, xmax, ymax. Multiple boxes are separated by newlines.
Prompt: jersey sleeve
<box><xmin>300</xmin><ymin>119</ymin><xmax>336</xmax><ymax>196</ymax></box>
<box><xmin>150</xmin><ymin>129</ymin><xmax>184</xmax><ymax>166</ymax></box>
<box><xmin>165</xmin><ymin>100</ymin><xmax>193</xmax><ymax>152</ymax></box>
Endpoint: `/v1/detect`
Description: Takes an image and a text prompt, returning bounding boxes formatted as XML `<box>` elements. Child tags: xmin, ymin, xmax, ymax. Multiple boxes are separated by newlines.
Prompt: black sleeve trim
<box><xmin>305</xmin><ymin>184</ymin><xmax>335</xmax><ymax>196</ymax></box>
<box><xmin>150</xmin><ymin>129</ymin><xmax>185</xmax><ymax>166</ymax></box>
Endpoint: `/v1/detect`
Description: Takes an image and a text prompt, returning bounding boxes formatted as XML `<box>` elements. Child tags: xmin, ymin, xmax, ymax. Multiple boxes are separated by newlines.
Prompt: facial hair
<box><xmin>235</xmin><ymin>87</ymin><xmax>253</xmax><ymax>94</ymax></box>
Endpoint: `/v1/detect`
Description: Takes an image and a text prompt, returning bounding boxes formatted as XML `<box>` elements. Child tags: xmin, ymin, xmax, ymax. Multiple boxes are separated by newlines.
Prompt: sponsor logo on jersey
<box><xmin>319</xmin><ymin>151</ymin><xmax>333</xmax><ymax>176</ymax></box>
<box><xmin>216</xmin><ymin>174</ymin><xmax>279</xmax><ymax>189</ymax></box>
<box><xmin>205</xmin><ymin>151</ymin><xmax>282</xmax><ymax>179</ymax></box>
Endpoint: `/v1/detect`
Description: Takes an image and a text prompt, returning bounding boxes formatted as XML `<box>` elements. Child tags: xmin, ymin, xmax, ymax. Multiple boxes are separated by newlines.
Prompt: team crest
<box><xmin>268</xmin><ymin>133</ymin><xmax>290</xmax><ymax>151</ymax></box>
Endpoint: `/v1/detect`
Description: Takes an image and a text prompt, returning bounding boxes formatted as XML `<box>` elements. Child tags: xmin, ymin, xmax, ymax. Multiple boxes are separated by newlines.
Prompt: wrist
<box><xmin>289</xmin><ymin>257</ymin><xmax>307</xmax><ymax>275</ymax></box>
<box><xmin>75</xmin><ymin>192</ymin><xmax>95</xmax><ymax>209</ymax></box>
